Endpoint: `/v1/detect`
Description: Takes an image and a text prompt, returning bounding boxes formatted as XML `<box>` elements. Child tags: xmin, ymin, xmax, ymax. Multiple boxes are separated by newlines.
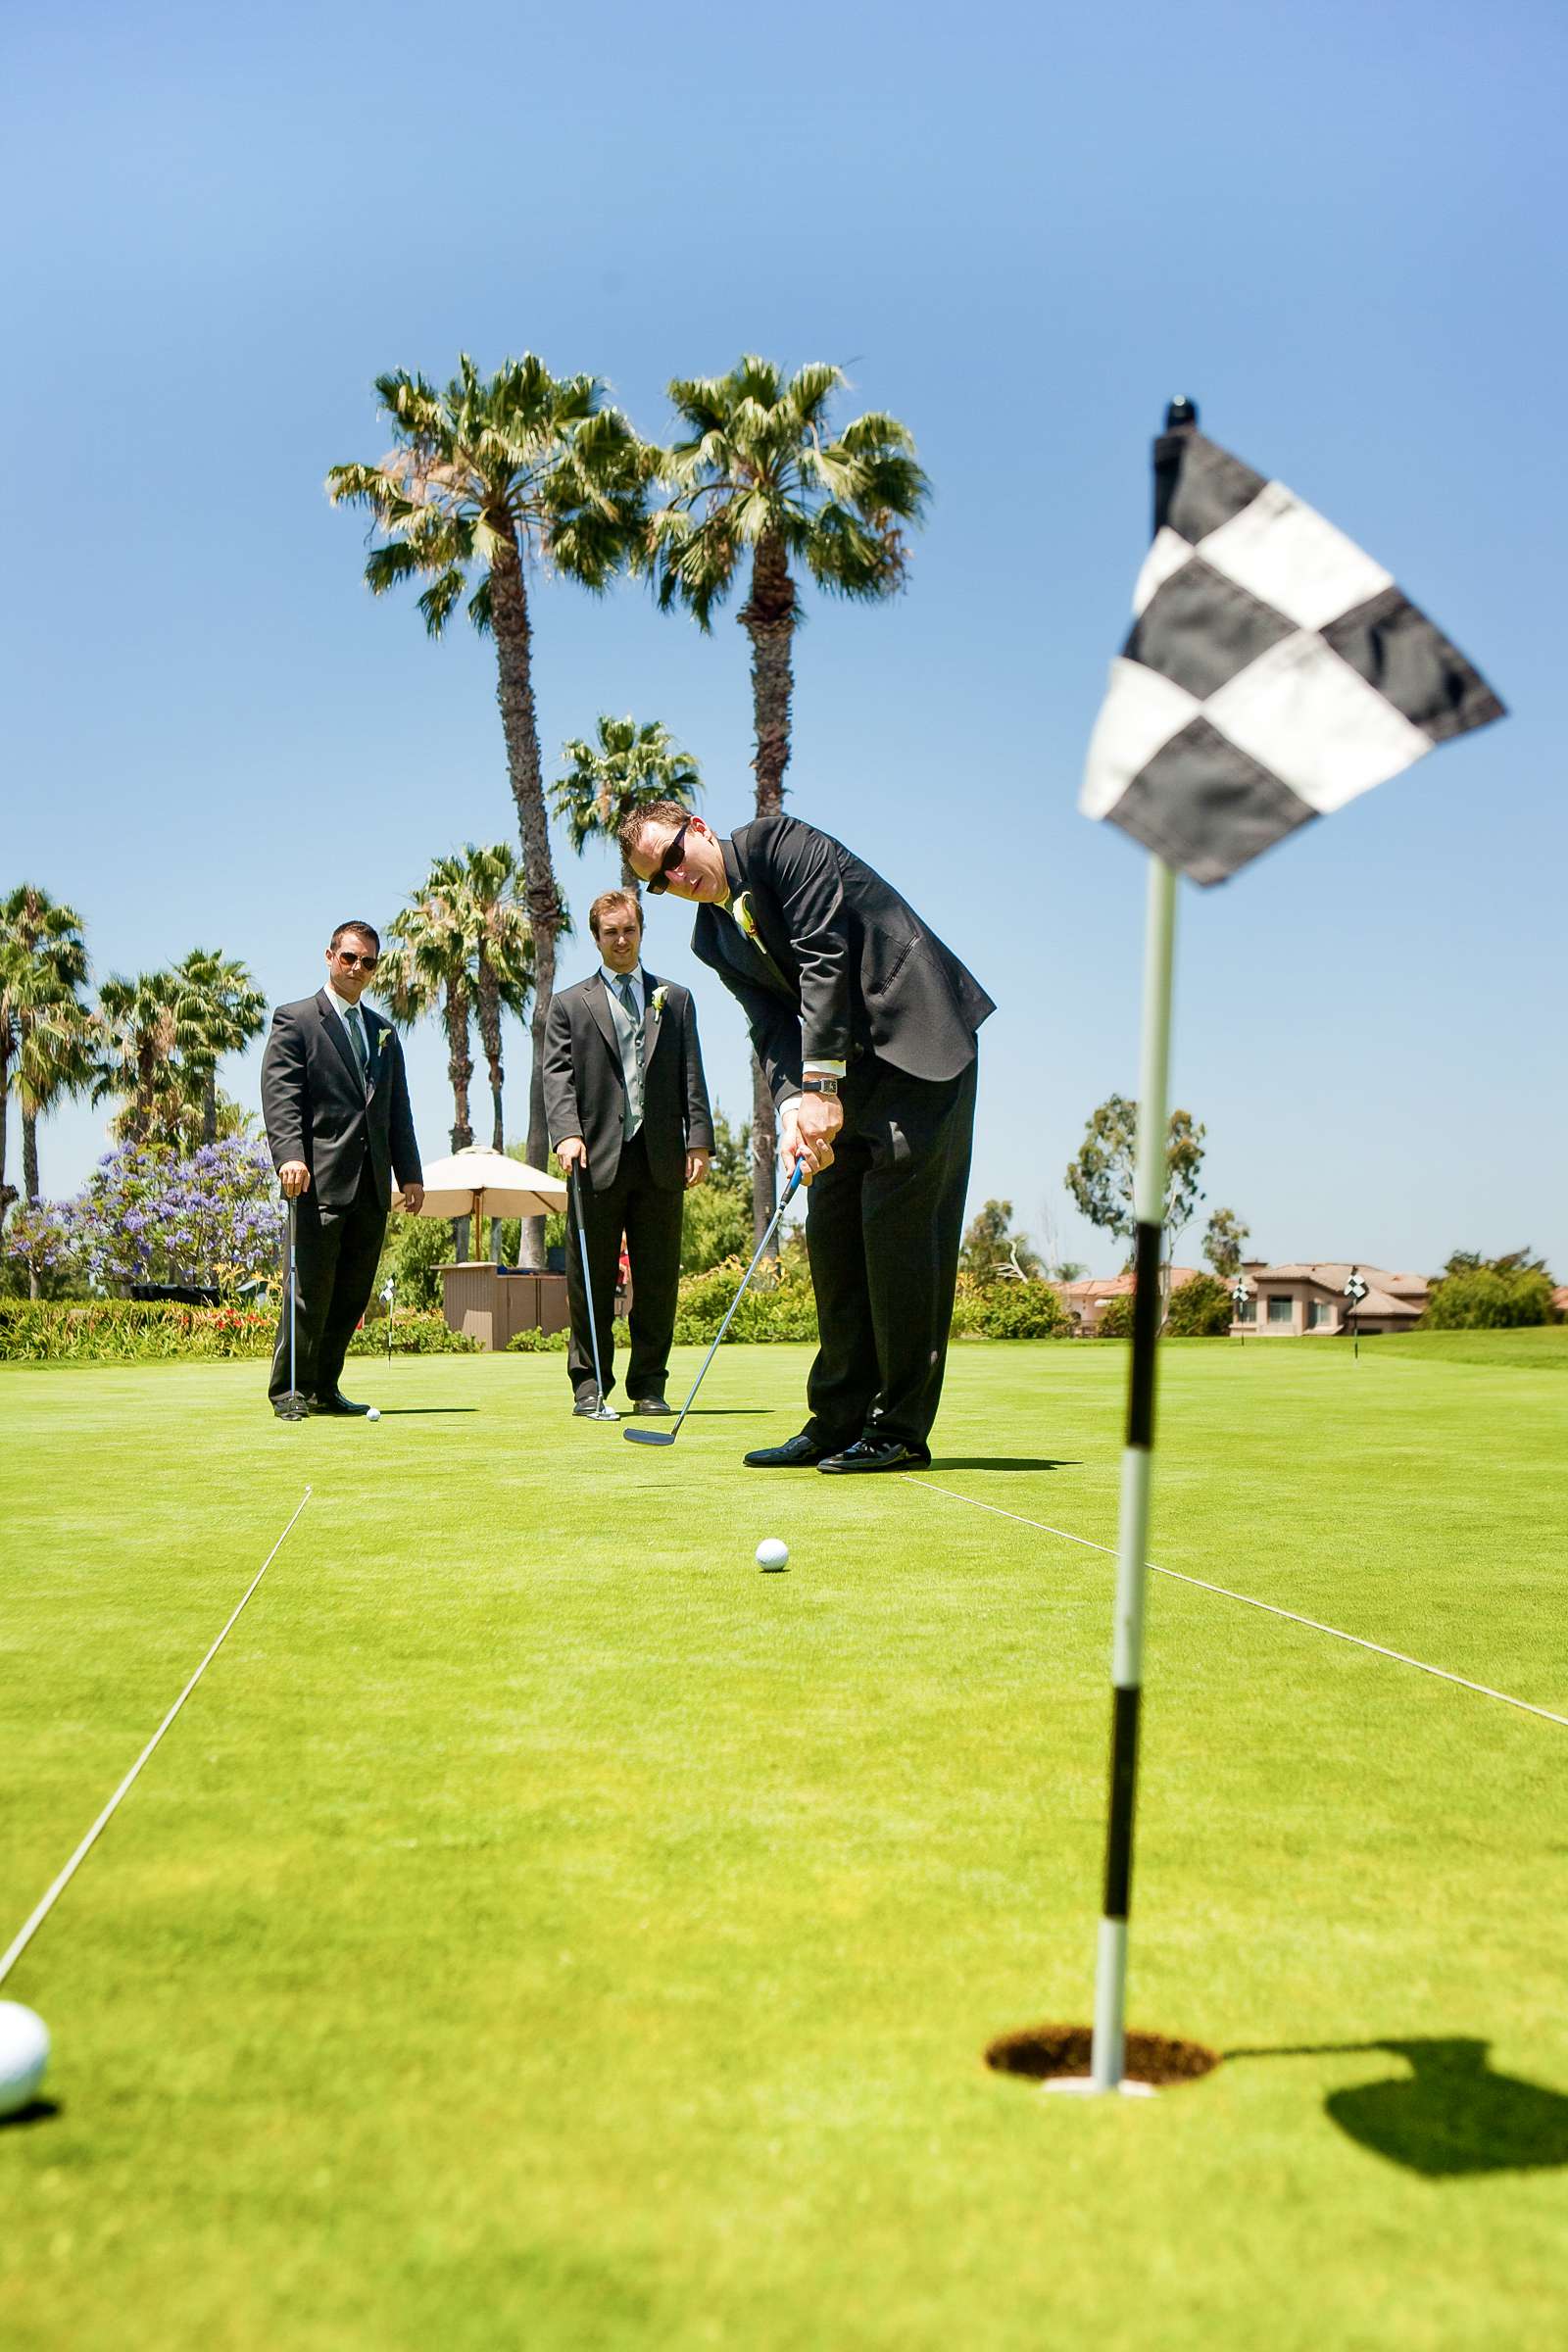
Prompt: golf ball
<box><xmin>0</xmin><ymin>2002</ymin><xmax>50</xmax><ymax>2118</ymax></box>
<box><xmin>367</xmin><ymin>1408</ymin><xmax>381</xmax><ymax>1423</ymax></box>
<box><xmin>756</xmin><ymin>1538</ymin><xmax>790</xmax><ymax>1571</ymax></box>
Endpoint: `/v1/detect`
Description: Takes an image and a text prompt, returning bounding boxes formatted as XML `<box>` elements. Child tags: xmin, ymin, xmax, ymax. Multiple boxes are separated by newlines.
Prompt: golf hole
<box><xmin>984</xmin><ymin>2025</ymin><xmax>1220</xmax><ymax>2088</ymax></box>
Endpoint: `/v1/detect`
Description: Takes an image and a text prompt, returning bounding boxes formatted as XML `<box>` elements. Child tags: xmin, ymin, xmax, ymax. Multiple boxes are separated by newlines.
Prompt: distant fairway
<box><xmin>3</xmin><ymin>1333</ymin><xmax>1565</xmax><ymax>2350</ymax></box>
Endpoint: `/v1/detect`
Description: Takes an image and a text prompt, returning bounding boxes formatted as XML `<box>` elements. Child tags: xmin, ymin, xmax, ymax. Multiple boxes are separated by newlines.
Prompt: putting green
<box><xmin>3</xmin><ymin>1334</ymin><xmax>1565</xmax><ymax>2349</ymax></box>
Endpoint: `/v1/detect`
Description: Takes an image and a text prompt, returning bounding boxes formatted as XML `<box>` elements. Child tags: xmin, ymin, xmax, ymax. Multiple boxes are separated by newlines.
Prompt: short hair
<box><xmin>329</xmin><ymin>919</ymin><xmax>381</xmax><ymax>953</ymax></box>
<box><xmin>616</xmin><ymin>799</ymin><xmax>693</xmax><ymax>868</ymax></box>
<box><xmin>588</xmin><ymin>888</ymin><xmax>644</xmax><ymax>942</ymax></box>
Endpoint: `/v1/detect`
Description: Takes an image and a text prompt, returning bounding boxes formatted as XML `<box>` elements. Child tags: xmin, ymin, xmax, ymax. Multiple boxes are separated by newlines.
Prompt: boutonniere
<box><xmin>733</xmin><ymin>892</ymin><xmax>758</xmax><ymax>939</ymax></box>
<box><xmin>651</xmin><ymin>985</ymin><xmax>668</xmax><ymax>1014</ymax></box>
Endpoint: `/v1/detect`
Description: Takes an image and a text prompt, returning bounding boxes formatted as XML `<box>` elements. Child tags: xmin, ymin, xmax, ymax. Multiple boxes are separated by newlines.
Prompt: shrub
<box><xmin>506</xmin><ymin>1326</ymin><xmax>571</xmax><ymax>1353</ymax></box>
<box><xmin>0</xmin><ymin>1300</ymin><xmax>275</xmax><ymax>1363</ymax></box>
<box><xmin>1422</xmin><ymin>1268</ymin><xmax>1554</xmax><ymax>1330</ymax></box>
<box><xmin>1165</xmin><ymin>1273</ymin><xmax>1235</xmax><ymax>1337</ymax></box>
<box><xmin>672</xmin><ymin>1236</ymin><xmax>818</xmax><ymax>1345</ymax></box>
<box><xmin>974</xmin><ymin>1281</ymin><xmax>1071</xmax><ymax>1339</ymax></box>
<box><xmin>347</xmin><ymin>1310</ymin><xmax>480</xmax><ymax>1356</ymax></box>
<box><xmin>1095</xmin><ymin>1291</ymin><xmax>1135</xmax><ymax>1338</ymax></box>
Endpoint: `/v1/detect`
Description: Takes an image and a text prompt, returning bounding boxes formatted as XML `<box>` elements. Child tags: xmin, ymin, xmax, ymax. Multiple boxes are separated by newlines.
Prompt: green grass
<box><xmin>3</xmin><ymin>1333</ymin><xmax>1566</xmax><ymax>2349</ymax></box>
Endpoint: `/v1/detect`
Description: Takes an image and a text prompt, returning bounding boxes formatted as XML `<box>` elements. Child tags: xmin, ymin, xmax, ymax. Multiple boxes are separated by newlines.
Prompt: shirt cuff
<box><xmin>803</xmin><ymin>1059</ymin><xmax>847</xmax><ymax>1078</ymax></box>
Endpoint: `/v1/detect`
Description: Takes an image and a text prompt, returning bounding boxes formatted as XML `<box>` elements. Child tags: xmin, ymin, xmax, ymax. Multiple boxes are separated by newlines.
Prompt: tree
<box><xmin>1201</xmin><ymin>1206</ymin><xmax>1250</xmax><ymax>1280</ymax></box>
<box><xmin>1064</xmin><ymin>1094</ymin><xmax>1206</xmax><ymax>1269</ymax></box>
<box><xmin>0</xmin><ymin>885</ymin><xmax>91</xmax><ymax>1219</ymax></box>
<box><xmin>678</xmin><ymin>1109</ymin><xmax>755</xmax><ymax>1275</ymax></box>
<box><xmin>327</xmin><ymin>355</ymin><xmax>650</xmax><ymax>1261</ymax></box>
<box><xmin>960</xmin><ymin>1199</ymin><xmax>1044</xmax><ymax>1284</ymax></box>
<box><xmin>92</xmin><ymin>969</ymin><xmax>202</xmax><ymax>1146</ymax></box>
<box><xmin>172</xmin><ymin>950</ymin><xmax>267</xmax><ymax>1148</ymax></box>
<box><xmin>1424</xmin><ymin>1268</ymin><xmax>1554</xmax><ymax>1329</ymax></box>
<box><xmin>553</xmin><ymin>715</ymin><xmax>702</xmax><ymax>887</ymax></box>
<box><xmin>648</xmin><ymin>356</ymin><xmax>928</xmax><ymax>1245</ymax></box>
<box><xmin>1441</xmin><ymin>1246</ymin><xmax>1549</xmax><ymax>1278</ymax></box>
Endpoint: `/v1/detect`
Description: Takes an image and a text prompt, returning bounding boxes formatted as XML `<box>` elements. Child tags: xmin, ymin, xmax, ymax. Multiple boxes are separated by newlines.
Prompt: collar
<box><xmin>325</xmin><ymin>980</ymin><xmax>365</xmax><ymax>1019</ymax></box>
<box><xmin>717</xmin><ymin>837</ymin><xmax>742</xmax><ymax>908</ymax></box>
<box><xmin>600</xmin><ymin>963</ymin><xmax>644</xmax><ymax>996</ymax></box>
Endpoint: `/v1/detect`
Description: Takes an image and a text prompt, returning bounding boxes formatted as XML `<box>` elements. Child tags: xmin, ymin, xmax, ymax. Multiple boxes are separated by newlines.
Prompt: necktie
<box><xmin>346</xmin><ymin>1005</ymin><xmax>370</xmax><ymax>1084</ymax></box>
<box><xmin>615</xmin><ymin>978</ymin><xmax>641</xmax><ymax>1024</ymax></box>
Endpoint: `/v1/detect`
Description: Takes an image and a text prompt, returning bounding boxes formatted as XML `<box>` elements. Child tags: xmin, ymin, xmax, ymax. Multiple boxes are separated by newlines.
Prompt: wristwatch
<box><xmin>801</xmin><ymin>1075</ymin><xmax>840</xmax><ymax>1097</ymax></box>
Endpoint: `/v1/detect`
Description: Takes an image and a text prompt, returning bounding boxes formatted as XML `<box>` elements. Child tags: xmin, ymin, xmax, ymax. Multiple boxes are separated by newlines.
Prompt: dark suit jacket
<box><xmin>691</xmin><ymin>815</ymin><xmax>995</xmax><ymax>1107</ymax></box>
<box><xmin>261</xmin><ymin>990</ymin><xmax>423</xmax><ymax>1211</ymax></box>
<box><xmin>544</xmin><ymin>970</ymin><xmax>714</xmax><ymax>1193</ymax></box>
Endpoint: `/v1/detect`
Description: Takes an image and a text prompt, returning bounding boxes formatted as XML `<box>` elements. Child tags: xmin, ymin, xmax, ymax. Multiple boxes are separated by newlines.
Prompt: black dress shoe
<box><xmin>309</xmin><ymin>1393</ymin><xmax>371</xmax><ymax>1417</ymax></box>
<box><xmin>572</xmin><ymin>1389</ymin><xmax>606</xmax><ymax>1418</ymax></box>
<box><xmin>631</xmin><ymin>1394</ymin><xmax>672</xmax><ymax>1415</ymax></box>
<box><xmin>272</xmin><ymin>1396</ymin><xmax>310</xmax><ymax>1422</ymax></box>
<box><xmin>818</xmin><ymin>1437</ymin><xmax>928</xmax><ymax>1475</ymax></box>
<box><xmin>743</xmin><ymin>1433</ymin><xmax>828</xmax><ymax>1468</ymax></box>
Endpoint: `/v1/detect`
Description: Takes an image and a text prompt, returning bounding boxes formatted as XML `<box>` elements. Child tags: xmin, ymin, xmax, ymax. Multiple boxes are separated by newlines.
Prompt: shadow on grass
<box><xmin>1227</xmin><ymin>2038</ymin><xmax>1568</xmax><ymax>2177</ymax></box>
<box><xmin>369</xmin><ymin>1407</ymin><xmax>480</xmax><ymax>1416</ymax></box>
<box><xmin>0</xmin><ymin>2099</ymin><xmax>60</xmax><ymax>2130</ymax></box>
<box><xmin>928</xmin><ymin>1457</ymin><xmax>1081</xmax><ymax>1473</ymax></box>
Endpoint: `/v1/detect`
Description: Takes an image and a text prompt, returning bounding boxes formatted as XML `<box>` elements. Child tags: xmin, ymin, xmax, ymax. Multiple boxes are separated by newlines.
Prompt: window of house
<box><xmin>1266</xmin><ymin>1296</ymin><xmax>1294</xmax><ymax>1326</ymax></box>
<box><xmin>1306</xmin><ymin>1299</ymin><xmax>1336</xmax><ymax>1329</ymax></box>
<box><xmin>1235</xmin><ymin>1296</ymin><xmax>1256</xmax><ymax>1323</ymax></box>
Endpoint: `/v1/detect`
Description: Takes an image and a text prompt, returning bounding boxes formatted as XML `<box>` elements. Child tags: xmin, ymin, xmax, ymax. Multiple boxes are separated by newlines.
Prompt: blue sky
<box><xmin>4</xmin><ymin>0</ymin><xmax>1563</xmax><ymax>1275</ymax></box>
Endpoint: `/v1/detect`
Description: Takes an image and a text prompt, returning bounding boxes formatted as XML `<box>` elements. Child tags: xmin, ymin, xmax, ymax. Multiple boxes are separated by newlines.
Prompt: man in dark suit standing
<box><xmin>545</xmin><ymin>887</ymin><xmax>714</xmax><ymax>1417</ymax></box>
<box><xmin>622</xmin><ymin>805</ymin><xmax>993</xmax><ymax>1474</ymax></box>
<box><xmin>261</xmin><ymin>919</ymin><xmax>424</xmax><ymax>1417</ymax></box>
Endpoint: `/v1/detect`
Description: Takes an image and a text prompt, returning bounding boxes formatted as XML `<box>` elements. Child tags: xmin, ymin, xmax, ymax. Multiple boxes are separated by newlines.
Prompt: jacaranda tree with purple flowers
<box><xmin>4</xmin><ymin>1138</ymin><xmax>286</xmax><ymax>1298</ymax></box>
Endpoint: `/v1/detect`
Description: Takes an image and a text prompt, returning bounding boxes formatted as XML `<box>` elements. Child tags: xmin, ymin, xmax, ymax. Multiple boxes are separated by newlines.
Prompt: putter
<box><xmin>571</xmin><ymin>1164</ymin><xmax>619</xmax><ymax>1422</ymax></box>
<box><xmin>275</xmin><ymin>1192</ymin><xmax>310</xmax><ymax>1422</ymax></box>
<box><xmin>625</xmin><ymin>1164</ymin><xmax>804</xmax><ymax>1447</ymax></box>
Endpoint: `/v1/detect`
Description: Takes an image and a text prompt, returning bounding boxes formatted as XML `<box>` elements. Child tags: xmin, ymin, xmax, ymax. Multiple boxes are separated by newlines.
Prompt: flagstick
<box><xmin>1088</xmin><ymin>854</ymin><xmax>1178</xmax><ymax>2093</ymax></box>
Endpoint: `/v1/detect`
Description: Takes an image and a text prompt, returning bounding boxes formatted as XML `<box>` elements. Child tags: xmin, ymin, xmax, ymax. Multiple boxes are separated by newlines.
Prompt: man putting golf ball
<box><xmin>0</xmin><ymin>2001</ymin><xmax>50</xmax><ymax>2117</ymax></box>
<box><xmin>756</xmin><ymin>1539</ymin><xmax>789</xmax><ymax>1571</ymax></box>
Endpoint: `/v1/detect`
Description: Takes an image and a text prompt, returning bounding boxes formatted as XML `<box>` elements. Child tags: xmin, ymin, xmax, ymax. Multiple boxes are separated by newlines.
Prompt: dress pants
<box><xmin>565</xmin><ymin>1127</ymin><xmax>683</xmax><ymax>1401</ymax></box>
<box><xmin>801</xmin><ymin>1055</ymin><xmax>977</xmax><ymax>1458</ymax></box>
<box><xmin>269</xmin><ymin>1161</ymin><xmax>388</xmax><ymax>1403</ymax></box>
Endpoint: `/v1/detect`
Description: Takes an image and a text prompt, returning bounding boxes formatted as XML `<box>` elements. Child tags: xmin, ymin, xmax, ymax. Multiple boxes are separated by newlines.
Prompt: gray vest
<box><xmin>603</xmin><ymin>972</ymin><xmax>646</xmax><ymax>1143</ymax></box>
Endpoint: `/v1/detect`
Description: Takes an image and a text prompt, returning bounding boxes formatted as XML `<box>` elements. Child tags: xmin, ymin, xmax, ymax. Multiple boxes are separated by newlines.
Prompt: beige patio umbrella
<box><xmin>394</xmin><ymin>1146</ymin><xmax>567</xmax><ymax>1263</ymax></box>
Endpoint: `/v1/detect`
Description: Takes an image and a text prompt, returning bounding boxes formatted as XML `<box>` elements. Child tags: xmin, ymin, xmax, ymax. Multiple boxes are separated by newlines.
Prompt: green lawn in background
<box><xmin>3</xmin><ymin>1332</ymin><xmax>1565</xmax><ymax>2350</ymax></box>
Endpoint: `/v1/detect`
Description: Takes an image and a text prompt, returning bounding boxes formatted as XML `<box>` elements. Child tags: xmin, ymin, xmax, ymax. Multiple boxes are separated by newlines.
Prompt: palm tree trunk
<box><xmin>443</xmin><ymin>978</ymin><xmax>474</xmax><ymax>1152</ymax></box>
<box><xmin>21</xmin><ymin>1108</ymin><xmax>40</xmax><ymax>1298</ymax></box>
<box><xmin>741</xmin><ymin>530</ymin><xmax>799</xmax><ymax>1252</ymax></box>
<box><xmin>134</xmin><ymin>1038</ymin><xmax>156</xmax><ymax>1144</ymax></box>
<box><xmin>475</xmin><ymin>960</ymin><xmax>506</xmax><ymax>1152</ymax></box>
<box><xmin>203</xmin><ymin>1066</ymin><xmax>218</xmax><ymax>1148</ymax></box>
<box><xmin>0</xmin><ymin>1032</ymin><xmax>13</xmax><ymax>1220</ymax></box>
<box><xmin>489</xmin><ymin>532</ymin><xmax>560</xmax><ymax>1267</ymax></box>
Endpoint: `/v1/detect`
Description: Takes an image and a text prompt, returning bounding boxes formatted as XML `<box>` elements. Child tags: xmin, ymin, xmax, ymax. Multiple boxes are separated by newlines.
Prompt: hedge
<box><xmin>0</xmin><ymin>1300</ymin><xmax>477</xmax><ymax>1363</ymax></box>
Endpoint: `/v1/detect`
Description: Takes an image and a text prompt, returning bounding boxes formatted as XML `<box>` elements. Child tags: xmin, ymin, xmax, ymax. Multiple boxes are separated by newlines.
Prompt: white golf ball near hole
<box><xmin>0</xmin><ymin>2002</ymin><xmax>50</xmax><ymax>2117</ymax></box>
<box><xmin>756</xmin><ymin>1538</ymin><xmax>789</xmax><ymax>1572</ymax></box>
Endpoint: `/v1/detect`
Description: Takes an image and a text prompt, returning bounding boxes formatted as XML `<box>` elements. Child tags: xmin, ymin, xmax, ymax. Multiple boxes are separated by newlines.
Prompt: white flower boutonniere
<box><xmin>733</xmin><ymin>892</ymin><xmax>759</xmax><ymax>939</ymax></box>
<box><xmin>651</xmin><ymin>985</ymin><xmax>668</xmax><ymax>1014</ymax></box>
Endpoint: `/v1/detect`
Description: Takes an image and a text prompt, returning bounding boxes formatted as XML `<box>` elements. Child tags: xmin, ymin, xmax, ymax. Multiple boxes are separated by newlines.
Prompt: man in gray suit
<box><xmin>261</xmin><ymin>919</ymin><xmax>424</xmax><ymax>1417</ymax></box>
<box><xmin>544</xmin><ymin>888</ymin><xmax>713</xmax><ymax>1416</ymax></box>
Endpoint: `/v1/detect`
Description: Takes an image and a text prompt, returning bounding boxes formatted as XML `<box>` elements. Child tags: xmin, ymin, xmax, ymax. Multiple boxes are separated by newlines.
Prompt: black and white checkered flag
<box><xmin>1082</xmin><ymin>416</ymin><xmax>1504</xmax><ymax>884</ymax></box>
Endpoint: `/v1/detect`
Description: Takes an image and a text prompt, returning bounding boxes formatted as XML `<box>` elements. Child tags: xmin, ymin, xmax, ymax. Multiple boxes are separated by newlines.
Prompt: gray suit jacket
<box><xmin>543</xmin><ymin>970</ymin><xmax>714</xmax><ymax>1193</ymax></box>
<box><xmin>260</xmin><ymin>991</ymin><xmax>422</xmax><ymax>1211</ymax></box>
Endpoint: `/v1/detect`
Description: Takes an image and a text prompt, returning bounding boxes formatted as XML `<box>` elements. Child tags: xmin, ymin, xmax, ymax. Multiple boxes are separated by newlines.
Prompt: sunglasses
<box><xmin>332</xmin><ymin>950</ymin><xmax>379</xmax><ymax>970</ymax></box>
<box><xmin>645</xmin><ymin>819</ymin><xmax>691</xmax><ymax>895</ymax></box>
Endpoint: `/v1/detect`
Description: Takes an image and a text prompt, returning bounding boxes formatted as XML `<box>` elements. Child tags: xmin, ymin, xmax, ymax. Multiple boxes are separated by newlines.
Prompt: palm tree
<box><xmin>647</xmin><ymin>357</ymin><xmax>928</xmax><ymax>1241</ymax></box>
<box><xmin>553</xmin><ymin>715</ymin><xmax>702</xmax><ymax>887</ymax></box>
<box><xmin>93</xmin><ymin>970</ymin><xmax>200</xmax><ymax>1145</ymax></box>
<box><xmin>0</xmin><ymin>885</ymin><xmax>91</xmax><ymax>1225</ymax></box>
<box><xmin>172</xmin><ymin>949</ymin><xmax>268</xmax><ymax>1147</ymax></box>
<box><xmin>433</xmin><ymin>846</ymin><xmax>538</xmax><ymax>1152</ymax></box>
<box><xmin>327</xmin><ymin>356</ymin><xmax>651</xmax><ymax>1260</ymax></box>
<box><xmin>374</xmin><ymin>905</ymin><xmax>474</xmax><ymax>1156</ymax></box>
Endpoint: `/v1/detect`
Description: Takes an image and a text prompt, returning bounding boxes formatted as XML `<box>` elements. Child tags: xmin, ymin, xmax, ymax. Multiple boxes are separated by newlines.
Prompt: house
<box><xmin>1232</xmin><ymin>1261</ymin><xmax>1431</xmax><ymax>1338</ymax></box>
<box><xmin>1051</xmin><ymin>1266</ymin><xmax>1200</xmax><ymax>1335</ymax></box>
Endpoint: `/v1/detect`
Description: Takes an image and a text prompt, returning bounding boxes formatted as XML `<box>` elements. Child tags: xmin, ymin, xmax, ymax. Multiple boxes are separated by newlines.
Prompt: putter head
<box><xmin>623</xmin><ymin>1425</ymin><xmax>675</xmax><ymax>1446</ymax></box>
<box><xmin>274</xmin><ymin>1394</ymin><xmax>310</xmax><ymax>1423</ymax></box>
<box><xmin>591</xmin><ymin>1405</ymin><xmax>620</xmax><ymax>1422</ymax></box>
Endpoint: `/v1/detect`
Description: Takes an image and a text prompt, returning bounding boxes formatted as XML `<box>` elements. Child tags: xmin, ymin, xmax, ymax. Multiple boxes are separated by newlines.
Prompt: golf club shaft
<box><xmin>571</xmin><ymin>1164</ymin><xmax>611</xmax><ymax>1402</ymax></box>
<box><xmin>287</xmin><ymin>1191</ymin><xmax>297</xmax><ymax>1397</ymax></box>
<box><xmin>664</xmin><ymin>1164</ymin><xmax>804</xmax><ymax>1440</ymax></box>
